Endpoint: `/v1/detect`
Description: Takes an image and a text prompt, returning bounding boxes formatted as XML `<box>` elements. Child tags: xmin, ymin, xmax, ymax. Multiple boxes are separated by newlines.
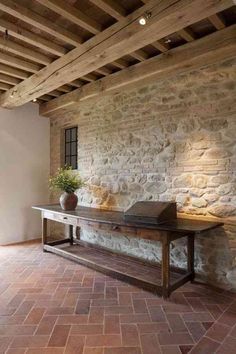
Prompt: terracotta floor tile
<box><xmin>121</xmin><ymin>324</ymin><xmax>139</xmax><ymax>346</ymax></box>
<box><xmin>190</xmin><ymin>336</ymin><xmax>220</xmax><ymax>353</ymax></box>
<box><xmin>104</xmin><ymin>315</ymin><xmax>120</xmax><ymax>334</ymax></box>
<box><xmin>206</xmin><ymin>322</ymin><xmax>231</xmax><ymax>342</ymax></box>
<box><xmin>71</xmin><ymin>324</ymin><xmax>103</xmax><ymax>335</ymax></box>
<box><xmin>10</xmin><ymin>335</ymin><xmax>50</xmax><ymax>348</ymax></box>
<box><xmin>35</xmin><ymin>315</ymin><xmax>57</xmax><ymax>335</ymax></box>
<box><xmin>86</xmin><ymin>334</ymin><xmax>122</xmax><ymax>347</ymax></box>
<box><xmin>104</xmin><ymin>347</ymin><xmax>141</xmax><ymax>354</ymax></box>
<box><xmin>140</xmin><ymin>333</ymin><xmax>161</xmax><ymax>354</ymax></box>
<box><xmin>158</xmin><ymin>332</ymin><xmax>194</xmax><ymax>345</ymax></box>
<box><xmin>24</xmin><ymin>307</ymin><xmax>45</xmax><ymax>325</ymax></box>
<box><xmin>166</xmin><ymin>313</ymin><xmax>187</xmax><ymax>332</ymax></box>
<box><xmin>48</xmin><ymin>325</ymin><xmax>71</xmax><ymax>347</ymax></box>
<box><xmin>64</xmin><ymin>335</ymin><xmax>84</xmax><ymax>354</ymax></box>
<box><xmin>1</xmin><ymin>241</ymin><xmax>236</xmax><ymax>354</ymax></box>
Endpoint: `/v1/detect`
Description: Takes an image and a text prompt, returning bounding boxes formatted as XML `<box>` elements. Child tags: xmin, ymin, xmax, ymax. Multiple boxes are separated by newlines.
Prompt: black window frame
<box><xmin>64</xmin><ymin>126</ymin><xmax>78</xmax><ymax>170</ymax></box>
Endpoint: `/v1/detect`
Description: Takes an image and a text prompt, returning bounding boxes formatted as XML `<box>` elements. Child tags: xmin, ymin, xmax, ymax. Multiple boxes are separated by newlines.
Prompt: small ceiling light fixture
<box><xmin>165</xmin><ymin>38</ymin><xmax>172</xmax><ymax>44</ymax></box>
<box><xmin>32</xmin><ymin>98</ymin><xmax>37</xmax><ymax>102</ymax></box>
<box><xmin>139</xmin><ymin>11</ymin><xmax>152</xmax><ymax>26</ymax></box>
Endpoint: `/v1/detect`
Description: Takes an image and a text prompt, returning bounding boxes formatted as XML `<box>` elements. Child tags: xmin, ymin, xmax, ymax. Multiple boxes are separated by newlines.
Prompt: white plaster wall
<box><xmin>0</xmin><ymin>103</ymin><xmax>50</xmax><ymax>245</ymax></box>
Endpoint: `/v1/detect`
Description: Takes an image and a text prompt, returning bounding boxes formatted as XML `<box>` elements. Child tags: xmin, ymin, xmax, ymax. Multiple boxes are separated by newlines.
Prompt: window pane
<box><xmin>71</xmin><ymin>128</ymin><xmax>77</xmax><ymax>142</ymax></box>
<box><xmin>65</xmin><ymin>143</ymin><xmax>70</xmax><ymax>156</ymax></box>
<box><xmin>65</xmin><ymin>156</ymin><xmax>71</xmax><ymax>166</ymax></box>
<box><xmin>65</xmin><ymin>129</ymin><xmax>71</xmax><ymax>142</ymax></box>
<box><xmin>71</xmin><ymin>142</ymin><xmax>77</xmax><ymax>155</ymax></box>
<box><xmin>71</xmin><ymin>156</ymin><xmax>77</xmax><ymax>170</ymax></box>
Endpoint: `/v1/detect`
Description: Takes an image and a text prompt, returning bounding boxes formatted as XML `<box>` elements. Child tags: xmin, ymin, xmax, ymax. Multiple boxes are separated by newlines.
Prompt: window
<box><xmin>64</xmin><ymin>127</ymin><xmax>78</xmax><ymax>170</ymax></box>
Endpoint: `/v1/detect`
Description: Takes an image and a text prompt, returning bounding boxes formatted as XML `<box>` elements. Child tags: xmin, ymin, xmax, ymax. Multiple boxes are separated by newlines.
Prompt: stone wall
<box><xmin>50</xmin><ymin>58</ymin><xmax>236</xmax><ymax>290</ymax></box>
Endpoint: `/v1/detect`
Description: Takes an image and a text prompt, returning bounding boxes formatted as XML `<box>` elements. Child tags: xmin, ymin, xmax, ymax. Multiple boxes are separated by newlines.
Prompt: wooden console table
<box><xmin>33</xmin><ymin>204</ymin><xmax>223</xmax><ymax>298</ymax></box>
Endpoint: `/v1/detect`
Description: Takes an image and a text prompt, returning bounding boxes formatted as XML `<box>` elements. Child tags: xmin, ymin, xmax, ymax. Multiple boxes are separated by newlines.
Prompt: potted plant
<box><xmin>49</xmin><ymin>166</ymin><xmax>84</xmax><ymax>211</ymax></box>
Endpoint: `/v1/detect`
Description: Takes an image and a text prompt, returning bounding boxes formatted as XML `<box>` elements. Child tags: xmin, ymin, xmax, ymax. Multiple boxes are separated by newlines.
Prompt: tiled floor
<box><xmin>0</xmin><ymin>241</ymin><xmax>236</xmax><ymax>354</ymax></box>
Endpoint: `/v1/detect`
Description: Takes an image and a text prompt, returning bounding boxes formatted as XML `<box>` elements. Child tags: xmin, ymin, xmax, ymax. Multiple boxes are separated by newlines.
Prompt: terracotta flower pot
<box><xmin>59</xmin><ymin>192</ymin><xmax>78</xmax><ymax>211</ymax></box>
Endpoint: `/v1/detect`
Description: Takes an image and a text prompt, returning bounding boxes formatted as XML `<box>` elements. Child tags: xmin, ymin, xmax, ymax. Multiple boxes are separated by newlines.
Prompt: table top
<box><xmin>33</xmin><ymin>204</ymin><xmax>223</xmax><ymax>234</ymax></box>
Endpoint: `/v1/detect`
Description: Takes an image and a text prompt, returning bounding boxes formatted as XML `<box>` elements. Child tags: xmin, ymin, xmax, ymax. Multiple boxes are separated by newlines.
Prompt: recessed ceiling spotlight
<box><xmin>32</xmin><ymin>98</ymin><xmax>37</xmax><ymax>102</ymax></box>
<box><xmin>165</xmin><ymin>39</ymin><xmax>172</xmax><ymax>44</ymax></box>
<box><xmin>138</xmin><ymin>11</ymin><xmax>152</xmax><ymax>26</ymax></box>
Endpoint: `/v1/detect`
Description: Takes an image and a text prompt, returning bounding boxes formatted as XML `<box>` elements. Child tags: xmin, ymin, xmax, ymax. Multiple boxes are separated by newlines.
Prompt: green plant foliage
<box><xmin>49</xmin><ymin>166</ymin><xmax>85</xmax><ymax>193</ymax></box>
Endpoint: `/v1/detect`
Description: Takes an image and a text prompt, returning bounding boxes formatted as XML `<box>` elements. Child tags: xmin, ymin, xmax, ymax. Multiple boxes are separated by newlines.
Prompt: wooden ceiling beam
<box><xmin>89</xmin><ymin>0</ymin><xmax>127</xmax><ymax>20</ymax></box>
<box><xmin>112</xmin><ymin>59</ymin><xmax>129</xmax><ymax>69</ymax></box>
<box><xmin>0</xmin><ymin>82</ymin><xmax>12</xmax><ymax>90</ymax></box>
<box><xmin>178</xmin><ymin>28</ymin><xmax>196</xmax><ymax>41</ymax></box>
<box><xmin>95</xmin><ymin>66</ymin><xmax>113</xmax><ymax>76</ymax></box>
<box><xmin>151</xmin><ymin>40</ymin><xmax>170</xmax><ymax>52</ymax></box>
<box><xmin>208</xmin><ymin>14</ymin><xmax>226</xmax><ymax>29</ymax></box>
<box><xmin>0</xmin><ymin>52</ymin><xmax>41</xmax><ymax>73</ymax></box>
<box><xmin>40</xmin><ymin>25</ymin><xmax>236</xmax><ymax>116</ymax></box>
<box><xmin>0</xmin><ymin>0</ymin><xmax>82</xmax><ymax>46</ymax></box>
<box><xmin>0</xmin><ymin>37</ymin><xmax>52</xmax><ymax>65</ymax></box>
<box><xmin>36</xmin><ymin>0</ymin><xmax>102</xmax><ymax>34</ymax></box>
<box><xmin>0</xmin><ymin>73</ymin><xmax>21</xmax><ymax>85</ymax></box>
<box><xmin>0</xmin><ymin>63</ymin><xmax>30</xmax><ymax>79</ymax></box>
<box><xmin>0</xmin><ymin>18</ymin><xmax>66</xmax><ymax>57</ymax></box>
<box><xmin>130</xmin><ymin>49</ymin><xmax>149</xmax><ymax>61</ymax></box>
<box><xmin>57</xmin><ymin>85</ymin><xmax>74</xmax><ymax>93</ymax></box>
<box><xmin>0</xmin><ymin>0</ymin><xmax>233</xmax><ymax>108</ymax></box>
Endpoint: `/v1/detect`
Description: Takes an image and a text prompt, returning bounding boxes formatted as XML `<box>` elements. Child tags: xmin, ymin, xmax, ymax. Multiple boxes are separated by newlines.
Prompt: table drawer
<box><xmin>43</xmin><ymin>211</ymin><xmax>77</xmax><ymax>226</ymax></box>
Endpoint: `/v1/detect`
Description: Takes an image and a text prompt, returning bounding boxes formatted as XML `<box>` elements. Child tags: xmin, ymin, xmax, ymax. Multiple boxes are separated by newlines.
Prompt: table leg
<box><xmin>162</xmin><ymin>237</ymin><xmax>170</xmax><ymax>298</ymax></box>
<box><xmin>69</xmin><ymin>225</ymin><xmax>74</xmax><ymax>245</ymax></box>
<box><xmin>187</xmin><ymin>235</ymin><xmax>195</xmax><ymax>281</ymax></box>
<box><xmin>42</xmin><ymin>217</ymin><xmax>47</xmax><ymax>245</ymax></box>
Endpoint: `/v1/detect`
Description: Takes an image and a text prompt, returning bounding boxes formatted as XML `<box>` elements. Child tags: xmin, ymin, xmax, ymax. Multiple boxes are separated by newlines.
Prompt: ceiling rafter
<box><xmin>36</xmin><ymin>0</ymin><xmax>102</xmax><ymax>34</ymax></box>
<box><xmin>0</xmin><ymin>0</ymin><xmax>233</xmax><ymax>108</ymax></box>
<box><xmin>0</xmin><ymin>0</ymin><xmax>82</xmax><ymax>46</ymax></box>
<box><xmin>0</xmin><ymin>37</ymin><xmax>52</xmax><ymax>65</ymax></box>
<box><xmin>0</xmin><ymin>63</ymin><xmax>30</xmax><ymax>79</ymax></box>
<box><xmin>208</xmin><ymin>13</ymin><xmax>226</xmax><ymax>29</ymax></box>
<box><xmin>178</xmin><ymin>28</ymin><xmax>196</xmax><ymax>42</ymax></box>
<box><xmin>40</xmin><ymin>24</ymin><xmax>236</xmax><ymax>116</ymax></box>
<box><xmin>0</xmin><ymin>73</ymin><xmax>21</xmax><ymax>85</ymax></box>
<box><xmin>0</xmin><ymin>52</ymin><xmax>41</xmax><ymax>72</ymax></box>
<box><xmin>89</xmin><ymin>0</ymin><xmax>127</xmax><ymax>20</ymax></box>
<box><xmin>0</xmin><ymin>18</ymin><xmax>66</xmax><ymax>57</ymax></box>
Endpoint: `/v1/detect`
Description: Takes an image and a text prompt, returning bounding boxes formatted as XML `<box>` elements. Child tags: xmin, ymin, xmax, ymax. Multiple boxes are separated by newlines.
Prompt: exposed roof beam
<box><xmin>0</xmin><ymin>82</ymin><xmax>12</xmax><ymax>90</ymax></box>
<box><xmin>112</xmin><ymin>59</ymin><xmax>129</xmax><ymax>69</ymax></box>
<box><xmin>208</xmin><ymin>14</ymin><xmax>226</xmax><ymax>29</ymax></box>
<box><xmin>0</xmin><ymin>73</ymin><xmax>21</xmax><ymax>85</ymax></box>
<box><xmin>0</xmin><ymin>0</ymin><xmax>233</xmax><ymax>108</ymax></box>
<box><xmin>0</xmin><ymin>18</ymin><xmax>66</xmax><ymax>56</ymax></box>
<box><xmin>89</xmin><ymin>0</ymin><xmax>126</xmax><ymax>20</ymax></box>
<box><xmin>0</xmin><ymin>0</ymin><xmax>82</xmax><ymax>46</ymax></box>
<box><xmin>151</xmin><ymin>40</ymin><xmax>170</xmax><ymax>52</ymax></box>
<box><xmin>0</xmin><ymin>37</ymin><xmax>52</xmax><ymax>65</ymax></box>
<box><xmin>40</xmin><ymin>25</ymin><xmax>236</xmax><ymax>116</ymax></box>
<box><xmin>95</xmin><ymin>66</ymin><xmax>113</xmax><ymax>76</ymax></box>
<box><xmin>36</xmin><ymin>0</ymin><xmax>102</xmax><ymax>34</ymax></box>
<box><xmin>178</xmin><ymin>28</ymin><xmax>196</xmax><ymax>41</ymax></box>
<box><xmin>0</xmin><ymin>63</ymin><xmax>30</xmax><ymax>79</ymax></box>
<box><xmin>130</xmin><ymin>49</ymin><xmax>149</xmax><ymax>61</ymax></box>
<box><xmin>0</xmin><ymin>52</ymin><xmax>41</xmax><ymax>72</ymax></box>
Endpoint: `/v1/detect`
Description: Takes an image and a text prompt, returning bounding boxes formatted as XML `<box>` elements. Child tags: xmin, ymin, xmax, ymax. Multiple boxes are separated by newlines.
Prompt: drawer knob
<box><xmin>63</xmin><ymin>217</ymin><xmax>68</xmax><ymax>220</ymax></box>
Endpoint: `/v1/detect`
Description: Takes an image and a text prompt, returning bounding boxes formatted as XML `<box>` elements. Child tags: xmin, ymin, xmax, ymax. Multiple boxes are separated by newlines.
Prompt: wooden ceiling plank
<box><xmin>151</xmin><ymin>40</ymin><xmax>170</xmax><ymax>52</ymax></box>
<box><xmin>89</xmin><ymin>0</ymin><xmax>126</xmax><ymax>20</ymax></box>
<box><xmin>0</xmin><ymin>63</ymin><xmax>29</xmax><ymax>79</ymax></box>
<box><xmin>57</xmin><ymin>85</ymin><xmax>73</xmax><ymax>93</ymax></box>
<box><xmin>112</xmin><ymin>59</ymin><xmax>129</xmax><ymax>69</ymax></box>
<box><xmin>178</xmin><ymin>27</ymin><xmax>196</xmax><ymax>41</ymax></box>
<box><xmin>95</xmin><ymin>66</ymin><xmax>112</xmax><ymax>75</ymax></box>
<box><xmin>36</xmin><ymin>0</ymin><xmax>102</xmax><ymax>34</ymax></box>
<box><xmin>0</xmin><ymin>37</ymin><xmax>52</xmax><ymax>65</ymax></box>
<box><xmin>208</xmin><ymin>14</ymin><xmax>226</xmax><ymax>29</ymax></box>
<box><xmin>0</xmin><ymin>73</ymin><xmax>21</xmax><ymax>85</ymax></box>
<box><xmin>40</xmin><ymin>24</ymin><xmax>236</xmax><ymax>116</ymax></box>
<box><xmin>130</xmin><ymin>49</ymin><xmax>149</xmax><ymax>61</ymax></box>
<box><xmin>0</xmin><ymin>82</ymin><xmax>12</xmax><ymax>90</ymax></box>
<box><xmin>0</xmin><ymin>19</ymin><xmax>66</xmax><ymax>57</ymax></box>
<box><xmin>0</xmin><ymin>52</ymin><xmax>41</xmax><ymax>72</ymax></box>
<box><xmin>0</xmin><ymin>0</ymin><xmax>82</xmax><ymax>46</ymax></box>
<box><xmin>0</xmin><ymin>0</ymin><xmax>233</xmax><ymax>108</ymax></box>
